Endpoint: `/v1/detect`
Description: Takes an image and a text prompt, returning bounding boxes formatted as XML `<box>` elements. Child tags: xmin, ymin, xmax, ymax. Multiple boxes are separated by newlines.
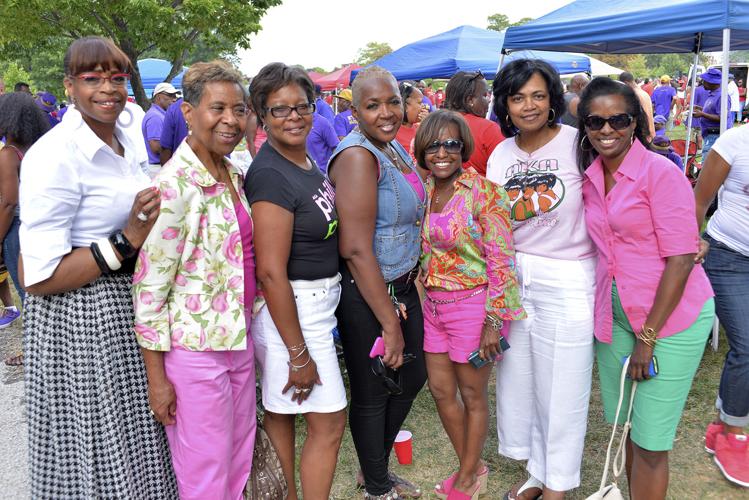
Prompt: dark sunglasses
<box><xmin>583</xmin><ymin>113</ymin><xmax>633</xmax><ymax>131</ymax></box>
<box><xmin>424</xmin><ymin>139</ymin><xmax>463</xmax><ymax>155</ymax></box>
<box><xmin>266</xmin><ymin>102</ymin><xmax>316</xmax><ymax>118</ymax></box>
<box><xmin>371</xmin><ymin>353</ymin><xmax>416</xmax><ymax>396</ymax></box>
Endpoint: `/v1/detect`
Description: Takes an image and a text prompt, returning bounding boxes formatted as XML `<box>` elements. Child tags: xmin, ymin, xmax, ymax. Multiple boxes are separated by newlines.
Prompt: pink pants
<box><xmin>164</xmin><ymin>347</ymin><xmax>256</xmax><ymax>500</ymax></box>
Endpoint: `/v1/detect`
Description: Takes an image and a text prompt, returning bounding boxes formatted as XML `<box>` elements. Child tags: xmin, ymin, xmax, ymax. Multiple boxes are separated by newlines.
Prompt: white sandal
<box><xmin>503</xmin><ymin>475</ymin><xmax>544</xmax><ymax>500</ymax></box>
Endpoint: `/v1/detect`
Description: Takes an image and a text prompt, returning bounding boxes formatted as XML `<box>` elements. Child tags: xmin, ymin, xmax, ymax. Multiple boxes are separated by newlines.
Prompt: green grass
<box><xmin>286</xmin><ymin>331</ymin><xmax>749</xmax><ymax>499</ymax></box>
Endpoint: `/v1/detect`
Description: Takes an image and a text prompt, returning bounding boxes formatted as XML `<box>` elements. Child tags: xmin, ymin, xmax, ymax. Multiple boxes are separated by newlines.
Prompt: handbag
<box><xmin>585</xmin><ymin>357</ymin><xmax>638</xmax><ymax>500</ymax></box>
<box><xmin>244</xmin><ymin>417</ymin><xmax>288</xmax><ymax>499</ymax></box>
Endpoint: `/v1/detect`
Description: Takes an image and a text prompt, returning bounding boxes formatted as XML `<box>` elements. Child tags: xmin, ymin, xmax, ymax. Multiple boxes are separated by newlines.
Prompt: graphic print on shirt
<box><xmin>503</xmin><ymin>159</ymin><xmax>565</xmax><ymax>224</ymax></box>
<box><xmin>313</xmin><ymin>177</ymin><xmax>338</xmax><ymax>239</ymax></box>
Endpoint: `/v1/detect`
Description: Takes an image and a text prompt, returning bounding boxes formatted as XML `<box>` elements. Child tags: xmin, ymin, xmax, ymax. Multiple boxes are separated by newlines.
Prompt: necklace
<box><xmin>375</xmin><ymin>143</ymin><xmax>403</xmax><ymax>168</ymax></box>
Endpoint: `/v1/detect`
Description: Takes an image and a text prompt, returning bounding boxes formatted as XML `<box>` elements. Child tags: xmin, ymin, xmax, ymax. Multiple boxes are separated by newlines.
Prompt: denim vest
<box><xmin>330</xmin><ymin>130</ymin><xmax>426</xmax><ymax>282</ymax></box>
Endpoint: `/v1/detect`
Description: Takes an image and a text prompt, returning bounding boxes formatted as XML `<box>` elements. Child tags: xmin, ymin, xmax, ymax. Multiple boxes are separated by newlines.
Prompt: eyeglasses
<box><xmin>74</xmin><ymin>72</ymin><xmax>130</xmax><ymax>88</ymax></box>
<box><xmin>424</xmin><ymin>139</ymin><xmax>463</xmax><ymax>155</ymax></box>
<box><xmin>583</xmin><ymin>113</ymin><xmax>634</xmax><ymax>131</ymax></box>
<box><xmin>371</xmin><ymin>353</ymin><xmax>416</xmax><ymax>395</ymax></box>
<box><xmin>266</xmin><ymin>103</ymin><xmax>316</xmax><ymax>118</ymax></box>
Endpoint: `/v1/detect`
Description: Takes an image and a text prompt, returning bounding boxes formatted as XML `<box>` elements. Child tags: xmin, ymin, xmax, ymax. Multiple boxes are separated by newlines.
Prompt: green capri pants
<box><xmin>596</xmin><ymin>283</ymin><xmax>715</xmax><ymax>451</ymax></box>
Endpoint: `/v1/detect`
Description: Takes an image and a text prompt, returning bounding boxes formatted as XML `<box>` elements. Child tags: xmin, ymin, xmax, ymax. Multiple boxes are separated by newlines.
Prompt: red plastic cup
<box><xmin>393</xmin><ymin>430</ymin><xmax>413</xmax><ymax>465</ymax></box>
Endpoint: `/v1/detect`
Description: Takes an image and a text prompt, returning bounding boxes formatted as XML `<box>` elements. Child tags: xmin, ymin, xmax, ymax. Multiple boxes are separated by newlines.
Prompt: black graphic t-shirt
<box><xmin>246</xmin><ymin>142</ymin><xmax>339</xmax><ymax>280</ymax></box>
<box><xmin>485</xmin><ymin>125</ymin><xmax>595</xmax><ymax>260</ymax></box>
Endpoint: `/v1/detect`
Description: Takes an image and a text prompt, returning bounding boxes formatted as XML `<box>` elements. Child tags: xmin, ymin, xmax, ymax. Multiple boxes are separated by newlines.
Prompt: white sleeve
<box><xmin>711</xmin><ymin>127</ymin><xmax>741</xmax><ymax>165</ymax></box>
<box><xmin>19</xmin><ymin>142</ymin><xmax>82</xmax><ymax>286</ymax></box>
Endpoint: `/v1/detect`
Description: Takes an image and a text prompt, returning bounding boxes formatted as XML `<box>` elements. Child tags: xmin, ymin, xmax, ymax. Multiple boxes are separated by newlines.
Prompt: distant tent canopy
<box><xmin>349</xmin><ymin>25</ymin><xmax>591</xmax><ymax>83</ymax></box>
<box><xmin>314</xmin><ymin>64</ymin><xmax>361</xmax><ymax>91</ymax></box>
<box><xmin>128</xmin><ymin>58</ymin><xmax>185</xmax><ymax>98</ymax></box>
<box><xmin>501</xmin><ymin>0</ymin><xmax>749</xmax><ymax>54</ymax></box>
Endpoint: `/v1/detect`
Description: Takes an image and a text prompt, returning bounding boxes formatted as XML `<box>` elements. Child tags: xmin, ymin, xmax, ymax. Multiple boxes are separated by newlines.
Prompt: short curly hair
<box><xmin>249</xmin><ymin>62</ymin><xmax>314</xmax><ymax>126</ymax></box>
<box><xmin>182</xmin><ymin>60</ymin><xmax>246</xmax><ymax>107</ymax></box>
<box><xmin>0</xmin><ymin>92</ymin><xmax>50</xmax><ymax>147</ymax></box>
<box><xmin>492</xmin><ymin>59</ymin><xmax>565</xmax><ymax>137</ymax></box>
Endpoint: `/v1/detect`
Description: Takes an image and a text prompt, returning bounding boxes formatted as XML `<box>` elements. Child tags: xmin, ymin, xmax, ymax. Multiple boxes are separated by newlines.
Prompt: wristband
<box><xmin>97</xmin><ymin>237</ymin><xmax>122</xmax><ymax>271</ymax></box>
<box><xmin>108</xmin><ymin>230</ymin><xmax>138</xmax><ymax>259</ymax></box>
<box><xmin>90</xmin><ymin>243</ymin><xmax>111</xmax><ymax>274</ymax></box>
<box><xmin>484</xmin><ymin>315</ymin><xmax>504</xmax><ymax>332</ymax></box>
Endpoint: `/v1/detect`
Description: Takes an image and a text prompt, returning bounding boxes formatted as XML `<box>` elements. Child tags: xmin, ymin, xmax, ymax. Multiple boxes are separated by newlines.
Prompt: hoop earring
<box><xmin>580</xmin><ymin>135</ymin><xmax>594</xmax><ymax>152</ymax></box>
<box><xmin>505</xmin><ymin>114</ymin><xmax>513</xmax><ymax>129</ymax></box>
<box><xmin>117</xmin><ymin>106</ymin><xmax>134</xmax><ymax>127</ymax></box>
<box><xmin>548</xmin><ymin>108</ymin><xmax>556</xmax><ymax>124</ymax></box>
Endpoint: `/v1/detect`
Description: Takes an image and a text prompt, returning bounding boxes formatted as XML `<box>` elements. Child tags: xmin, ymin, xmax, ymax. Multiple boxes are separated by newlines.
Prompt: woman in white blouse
<box><xmin>18</xmin><ymin>36</ymin><xmax>177</xmax><ymax>498</ymax></box>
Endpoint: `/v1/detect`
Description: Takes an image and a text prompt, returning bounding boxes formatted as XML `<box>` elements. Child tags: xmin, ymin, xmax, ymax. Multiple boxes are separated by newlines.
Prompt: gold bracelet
<box><xmin>638</xmin><ymin>325</ymin><xmax>658</xmax><ymax>347</ymax></box>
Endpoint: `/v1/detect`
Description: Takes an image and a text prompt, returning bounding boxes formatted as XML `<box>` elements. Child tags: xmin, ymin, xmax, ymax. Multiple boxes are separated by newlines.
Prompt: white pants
<box><xmin>496</xmin><ymin>252</ymin><xmax>596</xmax><ymax>491</ymax></box>
<box><xmin>252</xmin><ymin>273</ymin><xmax>347</xmax><ymax>415</ymax></box>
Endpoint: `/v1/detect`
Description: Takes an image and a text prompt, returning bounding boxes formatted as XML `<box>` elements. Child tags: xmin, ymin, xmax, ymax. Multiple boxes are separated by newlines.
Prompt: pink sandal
<box><xmin>434</xmin><ymin>472</ymin><xmax>457</xmax><ymax>499</ymax></box>
<box><xmin>446</xmin><ymin>480</ymin><xmax>480</xmax><ymax>500</ymax></box>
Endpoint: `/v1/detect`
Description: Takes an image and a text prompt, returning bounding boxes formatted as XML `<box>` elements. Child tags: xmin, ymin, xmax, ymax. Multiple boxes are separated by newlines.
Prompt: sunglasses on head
<box><xmin>424</xmin><ymin>139</ymin><xmax>463</xmax><ymax>155</ymax></box>
<box><xmin>583</xmin><ymin>113</ymin><xmax>633</xmax><ymax>131</ymax></box>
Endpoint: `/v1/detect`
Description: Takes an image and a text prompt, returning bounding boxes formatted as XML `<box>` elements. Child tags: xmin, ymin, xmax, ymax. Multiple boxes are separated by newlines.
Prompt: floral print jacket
<box><xmin>420</xmin><ymin>170</ymin><xmax>526</xmax><ymax>321</ymax></box>
<box><xmin>133</xmin><ymin>140</ymin><xmax>251</xmax><ymax>351</ymax></box>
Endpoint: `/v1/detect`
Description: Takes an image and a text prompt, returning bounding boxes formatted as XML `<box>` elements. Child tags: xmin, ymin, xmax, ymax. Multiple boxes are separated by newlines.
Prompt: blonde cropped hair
<box><xmin>351</xmin><ymin>66</ymin><xmax>397</xmax><ymax>107</ymax></box>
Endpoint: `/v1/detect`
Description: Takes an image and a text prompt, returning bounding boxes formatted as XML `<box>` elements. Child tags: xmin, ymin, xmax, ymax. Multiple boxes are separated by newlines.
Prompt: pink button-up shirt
<box><xmin>582</xmin><ymin>139</ymin><xmax>713</xmax><ymax>344</ymax></box>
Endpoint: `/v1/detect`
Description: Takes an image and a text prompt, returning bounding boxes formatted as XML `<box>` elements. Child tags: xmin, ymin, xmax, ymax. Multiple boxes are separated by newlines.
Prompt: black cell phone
<box><xmin>468</xmin><ymin>336</ymin><xmax>510</xmax><ymax>369</ymax></box>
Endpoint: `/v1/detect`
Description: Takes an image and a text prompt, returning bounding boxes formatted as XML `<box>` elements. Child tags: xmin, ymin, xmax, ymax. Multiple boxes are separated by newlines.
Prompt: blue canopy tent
<box><xmin>350</xmin><ymin>25</ymin><xmax>590</xmax><ymax>82</ymax></box>
<box><xmin>127</xmin><ymin>58</ymin><xmax>185</xmax><ymax>98</ymax></box>
<box><xmin>502</xmin><ymin>0</ymin><xmax>749</xmax><ymax>163</ymax></box>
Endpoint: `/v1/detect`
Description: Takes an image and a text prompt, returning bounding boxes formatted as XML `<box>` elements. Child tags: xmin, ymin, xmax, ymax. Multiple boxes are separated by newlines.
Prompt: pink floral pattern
<box><xmin>421</xmin><ymin>171</ymin><xmax>525</xmax><ymax>320</ymax></box>
<box><xmin>133</xmin><ymin>140</ymin><xmax>254</xmax><ymax>351</ymax></box>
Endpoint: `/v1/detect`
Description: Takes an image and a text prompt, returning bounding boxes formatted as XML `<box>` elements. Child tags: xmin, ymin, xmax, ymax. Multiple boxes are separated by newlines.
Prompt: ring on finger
<box><xmin>300</xmin><ymin>388</ymin><xmax>311</xmax><ymax>393</ymax></box>
<box><xmin>294</xmin><ymin>388</ymin><xmax>302</xmax><ymax>394</ymax></box>
<box><xmin>137</xmin><ymin>211</ymin><xmax>148</xmax><ymax>222</ymax></box>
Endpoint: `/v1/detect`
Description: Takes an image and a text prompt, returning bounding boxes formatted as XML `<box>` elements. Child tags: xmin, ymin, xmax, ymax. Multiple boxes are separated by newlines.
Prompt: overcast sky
<box><xmin>238</xmin><ymin>0</ymin><xmax>573</xmax><ymax>76</ymax></box>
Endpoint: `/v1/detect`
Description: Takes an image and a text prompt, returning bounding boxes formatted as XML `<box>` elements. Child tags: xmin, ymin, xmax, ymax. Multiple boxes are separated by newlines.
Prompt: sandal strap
<box><xmin>364</xmin><ymin>487</ymin><xmax>399</xmax><ymax>499</ymax></box>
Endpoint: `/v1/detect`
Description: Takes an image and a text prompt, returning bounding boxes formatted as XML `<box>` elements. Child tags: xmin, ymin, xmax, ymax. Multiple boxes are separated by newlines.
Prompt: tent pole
<box><xmin>489</xmin><ymin>51</ymin><xmax>507</xmax><ymax>119</ymax></box>
<box><xmin>684</xmin><ymin>50</ymin><xmax>700</xmax><ymax>170</ymax></box>
<box><xmin>721</xmin><ymin>28</ymin><xmax>730</xmax><ymax>133</ymax></box>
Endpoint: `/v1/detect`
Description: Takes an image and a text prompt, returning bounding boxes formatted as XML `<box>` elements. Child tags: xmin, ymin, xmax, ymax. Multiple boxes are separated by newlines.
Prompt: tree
<box><xmin>487</xmin><ymin>13</ymin><xmax>533</xmax><ymax>32</ymax></box>
<box><xmin>626</xmin><ymin>54</ymin><xmax>648</xmax><ymax>78</ymax></box>
<box><xmin>0</xmin><ymin>0</ymin><xmax>280</xmax><ymax>109</ymax></box>
<box><xmin>355</xmin><ymin>42</ymin><xmax>393</xmax><ymax>66</ymax></box>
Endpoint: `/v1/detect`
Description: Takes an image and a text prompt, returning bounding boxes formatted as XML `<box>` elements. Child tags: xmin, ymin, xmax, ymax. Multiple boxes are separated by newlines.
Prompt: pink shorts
<box><xmin>423</xmin><ymin>287</ymin><xmax>488</xmax><ymax>363</ymax></box>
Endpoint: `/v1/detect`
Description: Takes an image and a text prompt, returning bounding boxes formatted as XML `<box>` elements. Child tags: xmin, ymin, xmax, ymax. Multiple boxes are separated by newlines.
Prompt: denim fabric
<box><xmin>336</xmin><ymin>263</ymin><xmax>427</xmax><ymax>495</ymax></box>
<box><xmin>3</xmin><ymin>216</ymin><xmax>24</xmax><ymax>303</ymax></box>
<box><xmin>702</xmin><ymin>133</ymin><xmax>720</xmax><ymax>160</ymax></box>
<box><xmin>330</xmin><ymin>131</ymin><xmax>426</xmax><ymax>282</ymax></box>
<box><xmin>703</xmin><ymin>233</ymin><xmax>749</xmax><ymax>426</ymax></box>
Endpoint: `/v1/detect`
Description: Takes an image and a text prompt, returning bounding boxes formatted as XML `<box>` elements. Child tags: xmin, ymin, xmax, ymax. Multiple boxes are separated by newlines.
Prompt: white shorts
<box><xmin>252</xmin><ymin>273</ymin><xmax>347</xmax><ymax>414</ymax></box>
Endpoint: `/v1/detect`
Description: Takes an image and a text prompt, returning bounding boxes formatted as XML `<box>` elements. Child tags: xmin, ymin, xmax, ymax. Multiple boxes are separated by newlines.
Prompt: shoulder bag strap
<box><xmin>598</xmin><ymin>356</ymin><xmax>637</xmax><ymax>490</ymax></box>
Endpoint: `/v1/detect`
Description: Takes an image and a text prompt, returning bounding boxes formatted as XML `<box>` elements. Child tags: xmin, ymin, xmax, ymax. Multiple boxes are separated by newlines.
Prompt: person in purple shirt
<box><xmin>315</xmin><ymin>84</ymin><xmax>335</xmax><ymax>124</ymax></box>
<box><xmin>141</xmin><ymin>82</ymin><xmax>178</xmax><ymax>174</ymax></box>
<box><xmin>306</xmin><ymin>112</ymin><xmax>339</xmax><ymax>173</ymax></box>
<box><xmin>415</xmin><ymin>80</ymin><xmax>435</xmax><ymax>112</ymax></box>
<box><xmin>651</xmin><ymin>75</ymin><xmax>677</xmax><ymax>121</ymax></box>
<box><xmin>694</xmin><ymin>68</ymin><xmax>732</xmax><ymax>158</ymax></box>
<box><xmin>652</xmin><ymin>135</ymin><xmax>685</xmax><ymax>170</ymax></box>
<box><xmin>35</xmin><ymin>92</ymin><xmax>60</xmax><ymax>129</ymax></box>
<box><xmin>159</xmin><ymin>96</ymin><xmax>188</xmax><ymax>165</ymax></box>
<box><xmin>333</xmin><ymin>89</ymin><xmax>357</xmax><ymax>139</ymax></box>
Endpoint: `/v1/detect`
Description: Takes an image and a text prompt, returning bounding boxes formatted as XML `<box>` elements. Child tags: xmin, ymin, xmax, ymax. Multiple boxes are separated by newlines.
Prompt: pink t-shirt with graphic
<box><xmin>486</xmin><ymin>124</ymin><xmax>595</xmax><ymax>261</ymax></box>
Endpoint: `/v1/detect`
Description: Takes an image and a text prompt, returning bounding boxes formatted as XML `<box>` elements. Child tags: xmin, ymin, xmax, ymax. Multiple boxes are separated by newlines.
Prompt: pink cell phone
<box><xmin>369</xmin><ymin>337</ymin><xmax>385</xmax><ymax>358</ymax></box>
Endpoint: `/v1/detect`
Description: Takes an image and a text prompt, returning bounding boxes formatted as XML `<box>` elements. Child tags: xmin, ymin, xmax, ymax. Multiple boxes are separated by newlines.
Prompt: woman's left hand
<box><xmin>694</xmin><ymin>237</ymin><xmax>709</xmax><ymax>263</ymax></box>
<box><xmin>479</xmin><ymin>321</ymin><xmax>500</xmax><ymax>361</ymax></box>
<box><xmin>628</xmin><ymin>339</ymin><xmax>655</xmax><ymax>381</ymax></box>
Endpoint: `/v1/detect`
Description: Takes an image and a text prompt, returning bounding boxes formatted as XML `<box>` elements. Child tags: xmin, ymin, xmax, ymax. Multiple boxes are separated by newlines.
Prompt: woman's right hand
<box><xmin>148</xmin><ymin>378</ymin><xmax>177</xmax><ymax>425</ymax></box>
<box><xmin>283</xmin><ymin>354</ymin><xmax>322</xmax><ymax>405</ymax></box>
<box><xmin>382</xmin><ymin>322</ymin><xmax>405</xmax><ymax>369</ymax></box>
<box><xmin>123</xmin><ymin>186</ymin><xmax>161</xmax><ymax>249</ymax></box>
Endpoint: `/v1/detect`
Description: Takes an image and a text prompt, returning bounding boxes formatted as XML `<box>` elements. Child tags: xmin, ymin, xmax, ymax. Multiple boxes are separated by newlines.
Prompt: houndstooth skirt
<box><xmin>24</xmin><ymin>273</ymin><xmax>178</xmax><ymax>499</ymax></box>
